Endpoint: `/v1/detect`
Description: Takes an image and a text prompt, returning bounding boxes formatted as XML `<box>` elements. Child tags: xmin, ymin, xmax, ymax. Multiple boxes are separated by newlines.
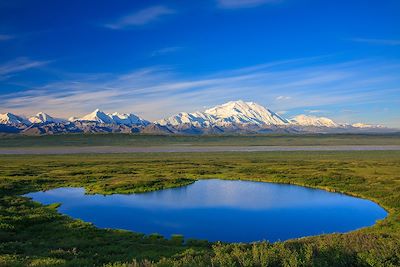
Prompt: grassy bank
<box><xmin>1</xmin><ymin>151</ymin><xmax>400</xmax><ymax>266</ymax></box>
<box><xmin>1</xmin><ymin>133</ymin><xmax>400</xmax><ymax>147</ymax></box>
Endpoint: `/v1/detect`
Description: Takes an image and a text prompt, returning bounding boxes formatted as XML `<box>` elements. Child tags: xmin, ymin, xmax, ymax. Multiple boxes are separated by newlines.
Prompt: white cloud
<box><xmin>307</xmin><ymin>110</ymin><xmax>325</xmax><ymax>114</ymax></box>
<box><xmin>340</xmin><ymin>109</ymin><xmax>359</xmax><ymax>114</ymax></box>
<box><xmin>105</xmin><ymin>6</ymin><xmax>175</xmax><ymax>29</ymax></box>
<box><xmin>0</xmin><ymin>57</ymin><xmax>49</xmax><ymax>79</ymax></box>
<box><xmin>218</xmin><ymin>0</ymin><xmax>280</xmax><ymax>9</ymax></box>
<box><xmin>1</xmin><ymin>57</ymin><xmax>399</xmax><ymax>127</ymax></box>
<box><xmin>350</xmin><ymin>38</ymin><xmax>400</xmax><ymax>46</ymax></box>
<box><xmin>276</xmin><ymin>95</ymin><xmax>291</xmax><ymax>101</ymax></box>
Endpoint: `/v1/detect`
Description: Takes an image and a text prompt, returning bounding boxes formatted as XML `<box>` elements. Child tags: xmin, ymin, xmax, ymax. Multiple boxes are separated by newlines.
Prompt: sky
<box><xmin>0</xmin><ymin>0</ymin><xmax>399</xmax><ymax>127</ymax></box>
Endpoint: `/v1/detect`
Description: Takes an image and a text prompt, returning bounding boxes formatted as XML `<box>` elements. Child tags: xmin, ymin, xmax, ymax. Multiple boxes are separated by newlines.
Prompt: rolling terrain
<box><xmin>1</xmin><ymin>133</ymin><xmax>400</xmax><ymax>148</ymax></box>
<box><xmin>1</xmin><ymin>151</ymin><xmax>400</xmax><ymax>266</ymax></box>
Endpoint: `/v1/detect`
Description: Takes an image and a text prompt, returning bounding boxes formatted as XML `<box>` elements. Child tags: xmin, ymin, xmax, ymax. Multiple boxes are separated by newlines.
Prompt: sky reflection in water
<box><xmin>25</xmin><ymin>179</ymin><xmax>387</xmax><ymax>242</ymax></box>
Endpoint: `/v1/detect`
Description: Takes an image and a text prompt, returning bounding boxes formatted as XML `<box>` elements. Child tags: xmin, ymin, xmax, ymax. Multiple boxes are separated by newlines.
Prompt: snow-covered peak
<box><xmin>109</xmin><ymin>112</ymin><xmax>149</xmax><ymax>126</ymax></box>
<box><xmin>157</xmin><ymin>111</ymin><xmax>213</xmax><ymax>127</ymax></box>
<box><xmin>0</xmin><ymin>102</ymin><xmax>389</xmax><ymax>132</ymax></box>
<box><xmin>79</xmin><ymin>109</ymin><xmax>113</xmax><ymax>124</ymax></box>
<box><xmin>157</xmin><ymin>100</ymin><xmax>289</xmax><ymax>127</ymax></box>
<box><xmin>68</xmin><ymin>116</ymin><xmax>78</xmax><ymax>122</ymax></box>
<box><xmin>205</xmin><ymin>100</ymin><xmax>289</xmax><ymax>125</ymax></box>
<box><xmin>74</xmin><ymin>109</ymin><xmax>149</xmax><ymax>126</ymax></box>
<box><xmin>290</xmin><ymin>114</ymin><xmax>339</xmax><ymax>127</ymax></box>
<box><xmin>0</xmin><ymin>112</ymin><xmax>30</xmax><ymax>125</ymax></box>
<box><xmin>29</xmin><ymin>112</ymin><xmax>64</xmax><ymax>124</ymax></box>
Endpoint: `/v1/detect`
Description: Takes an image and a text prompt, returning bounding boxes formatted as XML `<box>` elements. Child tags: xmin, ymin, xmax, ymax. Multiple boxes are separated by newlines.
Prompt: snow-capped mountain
<box><xmin>290</xmin><ymin>115</ymin><xmax>339</xmax><ymax>128</ymax></box>
<box><xmin>71</xmin><ymin>109</ymin><xmax>149</xmax><ymax>126</ymax></box>
<box><xmin>157</xmin><ymin>100</ymin><xmax>289</xmax><ymax>127</ymax></box>
<box><xmin>0</xmin><ymin>100</ymin><xmax>394</xmax><ymax>135</ymax></box>
<box><xmin>109</xmin><ymin>112</ymin><xmax>149</xmax><ymax>126</ymax></box>
<box><xmin>29</xmin><ymin>112</ymin><xmax>65</xmax><ymax>124</ymax></box>
<box><xmin>205</xmin><ymin>100</ymin><xmax>289</xmax><ymax>126</ymax></box>
<box><xmin>156</xmin><ymin>100</ymin><xmax>392</xmax><ymax>133</ymax></box>
<box><xmin>0</xmin><ymin>112</ymin><xmax>30</xmax><ymax>125</ymax></box>
<box><xmin>157</xmin><ymin>111</ymin><xmax>214</xmax><ymax>127</ymax></box>
<box><xmin>71</xmin><ymin>109</ymin><xmax>113</xmax><ymax>124</ymax></box>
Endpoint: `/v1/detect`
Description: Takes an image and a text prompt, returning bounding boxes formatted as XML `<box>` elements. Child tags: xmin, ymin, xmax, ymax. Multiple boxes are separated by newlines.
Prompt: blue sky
<box><xmin>0</xmin><ymin>0</ymin><xmax>399</xmax><ymax>126</ymax></box>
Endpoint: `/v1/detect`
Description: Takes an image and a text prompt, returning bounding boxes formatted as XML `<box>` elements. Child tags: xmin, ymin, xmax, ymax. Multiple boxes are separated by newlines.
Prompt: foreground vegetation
<box><xmin>1</xmin><ymin>133</ymin><xmax>400</xmax><ymax>147</ymax></box>
<box><xmin>1</xmin><ymin>151</ymin><xmax>400</xmax><ymax>266</ymax></box>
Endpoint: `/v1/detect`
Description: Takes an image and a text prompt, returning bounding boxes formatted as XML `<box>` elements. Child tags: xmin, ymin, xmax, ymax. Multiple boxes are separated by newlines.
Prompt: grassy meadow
<box><xmin>1</xmin><ymin>133</ymin><xmax>400</xmax><ymax>147</ymax></box>
<box><xmin>0</xmin><ymin>151</ymin><xmax>400</xmax><ymax>266</ymax></box>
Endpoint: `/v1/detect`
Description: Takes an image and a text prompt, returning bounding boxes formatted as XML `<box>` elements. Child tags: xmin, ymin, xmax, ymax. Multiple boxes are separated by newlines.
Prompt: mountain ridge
<box><xmin>156</xmin><ymin>100</ymin><xmax>290</xmax><ymax>127</ymax></box>
<box><xmin>29</xmin><ymin>112</ymin><xmax>65</xmax><ymax>124</ymax></box>
<box><xmin>69</xmin><ymin>109</ymin><xmax>150</xmax><ymax>126</ymax></box>
<box><xmin>0</xmin><ymin>100</ymin><xmax>395</xmax><ymax>135</ymax></box>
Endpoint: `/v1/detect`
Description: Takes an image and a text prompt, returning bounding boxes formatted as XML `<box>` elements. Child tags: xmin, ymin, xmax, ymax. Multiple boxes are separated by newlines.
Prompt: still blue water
<box><xmin>25</xmin><ymin>179</ymin><xmax>387</xmax><ymax>242</ymax></box>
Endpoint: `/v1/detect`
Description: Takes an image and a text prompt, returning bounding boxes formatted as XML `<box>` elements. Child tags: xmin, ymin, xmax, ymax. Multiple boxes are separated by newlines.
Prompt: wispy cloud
<box><xmin>217</xmin><ymin>0</ymin><xmax>280</xmax><ymax>9</ymax></box>
<box><xmin>151</xmin><ymin>46</ymin><xmax>182</xmax><ymax>57</ymax></box>
<box><xmin>276</xmin><ymin>95</ymin><xmax>291</xmax><ymax>101</ymax></box>
<box><xmin>351</xmin><ymin>38</ymin><xmax>400</xmax><ymax>46</ymax></box>
<box><xmin>0</xmin><ymin>34</ymin><xmax>14</xmax><ymax>41</ymax></box>
<box><xmin>0</xmin><ymin>57</ymin><xmax>49</xmax><ymax>80</ymax></box>
<box><xmin>340</xmin><ymin>109</ymin><xmax>360</xmax><ymax>114</ymax></box>
<box><xmin>306</xmin><ymin>109</ymin><xmax>326</xmax><ymax>114</ymax></box>
<box><xmin>105</xmin><ymin>6</ymin><xmax>175</xmax><ymax>29</ymax></box>
<box><xmin>1</xmin><ymin>57</ymin><xmax>399</xmax><ymax>127</ymax></box>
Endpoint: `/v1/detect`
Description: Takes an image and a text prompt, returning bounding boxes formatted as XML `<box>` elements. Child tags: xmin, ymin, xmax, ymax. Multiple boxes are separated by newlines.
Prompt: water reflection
<box><xmin>25</xmin><ymin>179</ymin><xmax>387</xmax><ymax>242</ymax></box>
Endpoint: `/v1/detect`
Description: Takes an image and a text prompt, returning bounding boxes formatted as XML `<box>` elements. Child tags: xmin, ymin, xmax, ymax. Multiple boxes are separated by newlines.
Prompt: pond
<box><xmin>25</xmin><ymin>179</ymin><xmax>387</xmax><ymax>242</ymax></box>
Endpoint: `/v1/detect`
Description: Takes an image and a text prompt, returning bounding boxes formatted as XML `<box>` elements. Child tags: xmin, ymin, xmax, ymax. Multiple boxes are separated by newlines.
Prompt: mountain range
<box><xmin>68</xmin><ymin>109</ymin><xmax>150</xmax><ymax>126</ymax></box>
<box><xmin>0</xmin><ymin>100</ymin><xmax>393</xmax><ymax>135</ymax></box>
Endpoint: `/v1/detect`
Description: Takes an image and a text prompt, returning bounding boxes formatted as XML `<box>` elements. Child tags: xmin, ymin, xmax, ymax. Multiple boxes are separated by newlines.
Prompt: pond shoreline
<box><xmin>2</xmin><ymin>151</ymin><xmax>399</xmax><ymax>266</ymax></box>
<box><xmin>25</xmin><ymin>179</ymin><xmax>387</xmax><ymax>243</ymax></box>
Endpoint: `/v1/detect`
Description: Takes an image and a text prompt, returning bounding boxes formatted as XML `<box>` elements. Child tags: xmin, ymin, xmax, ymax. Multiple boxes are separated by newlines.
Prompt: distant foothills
<box><xmin>0</xmin><ymin>100</ymin><xmax>396</xmax><ymax>135</ymax></box>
